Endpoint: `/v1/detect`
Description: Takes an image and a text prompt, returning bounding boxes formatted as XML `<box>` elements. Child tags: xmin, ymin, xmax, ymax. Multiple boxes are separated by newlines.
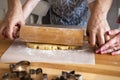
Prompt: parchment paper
<box><xmin>0</xmin><ymin>40</ymin><xmax>95</xmax><ymax>64</ymax></box>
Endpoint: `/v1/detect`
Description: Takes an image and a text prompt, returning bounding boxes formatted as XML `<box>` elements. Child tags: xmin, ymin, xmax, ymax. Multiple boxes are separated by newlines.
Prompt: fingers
<box><xmin>7</xmin><ymin>23</ymin><xmax>21</xmax><ymax>40</ymax></box>
<box><xmin>0</xmin><ymin>22</ymin><xmax>14</xmax><ymax>40</ymax></box>
<box><xmin>100</xmin><ymin>45</ymin><xmax>120</xmax><ymax>55</ymax></box>
<box><xmin>13</xmin><ymin>21</ymin><xmax>25</xmax><ymax>38</ymax></box>
<box><xmin>97</xmin><ymin>32</ymin><xmax>105</xmax><ymax>46</ymax></box>
<box><xmin>6</xmin><ymin>23</ymin><xmax>15</xmax><ymax>40</ymax></box>
<box><xmin>108</xmin><ymin>28</ymin><xmax>120</xmax><ymax>35</ymax></box>
<box><xmin>88</xmin><ymin>31</ymin><xmax>108</xmax><ymax>47</ymax></box>
<box><xmin>100</xmin><ymin>46</ymin><xmax>120</xmax><ymax>54</ymax></box>
<box><xmin>96</xmin><ymin>33</ymin><xmax>120</xmax><ymax>55</ymax></box>
<box><xmin>0</xmin><ymin>24</ymin><xmax>7</xmax><ymax>39</ymax></box>
<box><xmin>13</xmin><ymin>24</ymin><xmax>21</xmax><ymax>38</ymax></box>
<box><xmin>92</xmin><ymin>31</ymin><xmax>109</xmax><ymax>47</ymax></box>
<box><xmin>0</xmin><ymin>22</ymin><xmax>21</xmax><ymax>40</ymax></box>
<box><xmin>96</xmin><ymin>38</ymin><xmax>116</xmax><ymax>53</ymax></box>
<box><xmin>112</xmin><ymin>50</ymin><xmax>120</xmax><ymax>55</ymax></box>
<box><xmin>104</xmin><ymin>32</ymin><xmax>110</xmax><ymax>42</ymax></box>
<box><xmin>89</xmin><ymin>31</ymin><xmax>96</xmax><ymax>47</ymax></box>
<box><xmin>21</xmin><ymin>20</ymin><xmax>25</xmax><ymax>26</ymax></box>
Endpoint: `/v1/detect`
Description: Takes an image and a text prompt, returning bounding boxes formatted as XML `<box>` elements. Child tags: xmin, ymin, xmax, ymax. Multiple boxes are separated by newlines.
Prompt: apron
<box><xmin>47</xmin><ymin>0</ymin><xmax>88</xmax><ymax>27</ymax></box>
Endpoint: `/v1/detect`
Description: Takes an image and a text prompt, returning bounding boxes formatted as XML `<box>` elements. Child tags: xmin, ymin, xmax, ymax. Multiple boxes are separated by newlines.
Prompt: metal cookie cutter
<box><xmin>9</xmin><ymin>61</ymin><xmax>30</xmax><ymax>79</ymax></box>
<box><xmin>2</xmin><ymin>60</ymin><xmax>48</xmax><ymax>80</ymax></box>
<box><xmin>30</xmin><ymin>68</ymin><xmax>48</xmax><ymax>80</ymax></box>
<box><xmin>2</xmin><ymin>61</ymin><xmax>31</xmax><ymax>80</ymax></box>
<box><xmin>2</xmin><ymin>73</ymin><xmax>19</xmax><ymax>80</ymax></box>
<box><xmin>52</xmin><ymin>70</ymin><xmax>82</xmax><ymax>80</ymax></box>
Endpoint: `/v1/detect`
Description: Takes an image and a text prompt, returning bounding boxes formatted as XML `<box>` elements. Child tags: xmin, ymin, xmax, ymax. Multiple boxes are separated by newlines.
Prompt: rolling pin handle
<box><xmin>83</xmin><ymin>36</ymin><xmax>88</xmax><ymax>41</ymax></box>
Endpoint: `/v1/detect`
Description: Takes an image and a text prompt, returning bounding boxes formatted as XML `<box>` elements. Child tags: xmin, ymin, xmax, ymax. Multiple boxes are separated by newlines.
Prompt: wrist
<box><xmin>90</xmin><ymin>11</ymin><xmax>107</xmax><ymax>21</ymax></box>
<box><xmin>90</xmin><ymin>0</ymin><xmax>112</xmax><ymax>19</ymax></box>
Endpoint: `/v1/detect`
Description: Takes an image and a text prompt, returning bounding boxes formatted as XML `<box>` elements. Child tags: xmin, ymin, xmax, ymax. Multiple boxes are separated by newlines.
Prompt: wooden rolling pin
<box><xmin>0</xmin><ymin>20</ymin><xmax>87</xmax><ymax>46</ymax></box>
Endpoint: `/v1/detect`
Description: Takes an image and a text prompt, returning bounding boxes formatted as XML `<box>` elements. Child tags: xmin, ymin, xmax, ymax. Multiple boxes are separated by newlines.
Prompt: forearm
<box><xmin>8</xmin><ymin>0</ymin><xmax>22</xmax><ymax>12</ymax></box>
<box><xmin>88</xmin><ymin>0</ymin><xmax>95</xmax><ymax>12</ymax></box>
<box><xmin>22</xmin><ymin>0</ymin><xmax>40</xmax><ymax>20</ymax></box>
<box><xmin>89</xmin><ymin>0</ymin><xmax>113</xmax><ymax>18</ymax></box>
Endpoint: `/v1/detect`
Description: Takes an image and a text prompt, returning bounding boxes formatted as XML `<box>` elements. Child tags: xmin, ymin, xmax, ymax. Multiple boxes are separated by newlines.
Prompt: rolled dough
<box><xmin>26</xmin><ymin>42</ymin><xmax>80</xmax><ymax>50</ymax></box>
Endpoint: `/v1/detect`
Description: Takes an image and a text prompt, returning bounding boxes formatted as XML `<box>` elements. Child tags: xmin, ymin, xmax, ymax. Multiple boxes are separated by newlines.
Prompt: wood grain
<box><xmin>0</xmin><ymin>39</ymin><xmax>13</xmax><ymax>57</ymax></box>
<box><xmin>0</xmin><ymin>38</ymin><xmax>120</xmax><ymax>80</ymax></box>
<box><xmin>0</xmin><ymin>20</ymin><xmax>85</xmax><ymax>46</ymax></box>
<box><xmin>0</xmin><ymin>20</ymin><xmax>120</xmax><ymax>80</ymax></box>
<box><xmin>0</xmin><ymin>63</ymin><xmax>120</xmax><ymax>80</ymax></box>
<box><xmin>20</xmin><ymin>25</ymin><xmax>84</xmax><ymax>46</ymax></box>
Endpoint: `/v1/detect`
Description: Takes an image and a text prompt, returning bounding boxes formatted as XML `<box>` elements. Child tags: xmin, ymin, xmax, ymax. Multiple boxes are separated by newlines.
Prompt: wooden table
<box><xmin>0</xmin><ymin>39</ymin><xmax>120</xmax><ymax>80</ymax></box>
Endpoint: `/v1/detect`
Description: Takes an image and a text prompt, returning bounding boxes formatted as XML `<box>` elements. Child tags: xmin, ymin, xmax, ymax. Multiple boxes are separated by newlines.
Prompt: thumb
<box><xmin>13</xmin><ymin>26</ymin><xmax>19</xmax><ymax>38</ymax></box>
<box><xmin>20</xmin><ymin>19</ymin><xmax>25</xmax><ymax>26</ymax></box>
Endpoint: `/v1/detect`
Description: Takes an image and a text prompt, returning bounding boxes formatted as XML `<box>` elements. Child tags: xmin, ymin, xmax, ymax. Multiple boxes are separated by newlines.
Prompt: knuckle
<box><xmin>90</xmin><ymin>43</ymin><xmax>96</xmax><ymax>47</ymax></box>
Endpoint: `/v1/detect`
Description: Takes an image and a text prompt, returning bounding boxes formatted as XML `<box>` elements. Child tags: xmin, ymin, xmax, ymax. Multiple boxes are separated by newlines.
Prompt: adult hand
<box><xmin>0</xmin><ymin>0</ymin><xmax>25</xmax><ymax>40</ymax></box>
<box><xmin>96</xmin><ymin>28</ymin><xmax>120</xmax><ymax>55</ymax></box>
<box><xmin>87</xmin><ymin>14</ymin><xmax>110</xmax><ymax>47</ymax></box>
<box><xmin>87</xmin><ymin>0</ymin><xmax>112</xmax><ymax>48</ymax></box>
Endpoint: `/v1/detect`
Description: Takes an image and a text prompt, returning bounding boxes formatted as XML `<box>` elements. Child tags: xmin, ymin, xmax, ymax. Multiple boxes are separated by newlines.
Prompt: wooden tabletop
<box><xmin>0</xmin><ymin>39</ymin><xmax>120</xmax><ymax>80</ymax></box>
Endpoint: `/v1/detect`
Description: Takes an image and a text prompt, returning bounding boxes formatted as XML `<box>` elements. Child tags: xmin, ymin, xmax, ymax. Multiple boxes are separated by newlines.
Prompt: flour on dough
<box><xmin>26</xmin><ymin>42</ymin><xmax>80</xmax><ymax>50</ymax></box>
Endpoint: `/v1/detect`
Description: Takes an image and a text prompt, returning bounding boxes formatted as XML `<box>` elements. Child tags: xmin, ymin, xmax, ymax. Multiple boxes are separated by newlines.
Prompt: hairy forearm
<box><xmin>88</xmin><ymin>0</ymin><xmax>95</xmax><ymax>11</ymax></box>
<box><xmin>22</xmin><ymin>0</ymin><xmax>40</xmax><ymax>20</ymax></box>
<box><xmin>89</xmin><ymin>0</ymin><xmax>113</xmax><ymax>18</ymax></box>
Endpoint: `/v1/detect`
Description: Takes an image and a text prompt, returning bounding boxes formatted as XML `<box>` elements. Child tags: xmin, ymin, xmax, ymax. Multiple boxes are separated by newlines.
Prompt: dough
<box><xmin>26</xmin><ymin>42</ymin><xmax>80</xmax><ymax>50</ymax></box>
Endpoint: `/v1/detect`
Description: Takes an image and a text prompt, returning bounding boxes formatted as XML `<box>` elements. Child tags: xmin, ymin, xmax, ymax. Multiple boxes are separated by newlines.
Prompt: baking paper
<box><xmin>0</xmin><ymin>40</ymin><xmax>95</xmax><ymax>64</ymax></box>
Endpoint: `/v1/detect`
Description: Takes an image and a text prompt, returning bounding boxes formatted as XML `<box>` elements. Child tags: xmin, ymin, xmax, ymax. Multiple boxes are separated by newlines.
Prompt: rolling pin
<box><xmin>0</xmin><ymin>20</ymin><xmax>87</xmax><ymax>46</ymax></box>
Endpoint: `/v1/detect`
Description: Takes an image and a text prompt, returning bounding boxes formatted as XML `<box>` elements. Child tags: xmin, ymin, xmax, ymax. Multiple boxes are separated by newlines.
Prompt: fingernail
<box><xmin>101</xmin><ymin>51</ymin><xmax>104</xmax><ymax>54</ymax></box>
<box><xmin>106</xmin><ymin>31</ymin><xmax>110</xmax><ymax>35</ymax></box>
<box><xmin>108</xmin><ymin>31</ymin><xmax>111</xmax><ymax>35</ymax></box>
<box><xmin>100</xmin><ymin>51</ymin><xmax>103</xmax><ymax>53</ymax></box>
<box><xmin>95</xmin><ymin>50</ymin><xmax>100</xmax><ymax>53</ymax></box>
<box><xmin>112</xmin><ymin>53</ymin><xmax>115</xmax><ymax>56</ymax></box>
<box><xmin>100</xmin><ymin>48</ymin><xmax>104</xmax><ymax>52</ymax></box>
<box><xmin>96</xmin><ymin>48</ymin><xmax>103</xmax><ymax>53</ymax></box>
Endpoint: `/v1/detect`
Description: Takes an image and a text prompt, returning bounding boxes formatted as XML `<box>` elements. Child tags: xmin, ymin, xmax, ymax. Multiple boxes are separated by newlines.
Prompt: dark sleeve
<box><xmin>43</xmin><ymin>0</ymin><xmax>48</xmax><ymax>2</ymax></box>
<box><xmin>117</xmin><ymin>15</ymin><xmax>120</xmax><ymax>23</ymax></box>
